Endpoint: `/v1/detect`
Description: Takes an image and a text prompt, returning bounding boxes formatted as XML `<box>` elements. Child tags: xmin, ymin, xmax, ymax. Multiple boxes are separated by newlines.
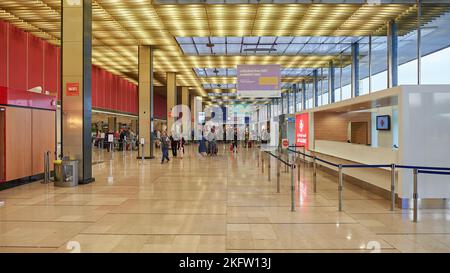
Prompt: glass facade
<box><xmin>258</xmin><ymin>6</ymin><xmax>450</xmax><ymax>119</ymax></box>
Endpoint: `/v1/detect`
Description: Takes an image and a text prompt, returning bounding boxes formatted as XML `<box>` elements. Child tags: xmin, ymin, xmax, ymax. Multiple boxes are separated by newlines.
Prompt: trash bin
<box><xmin>54</xmin><ymin>159</ymin><xmax>79</xmax><ymax>187</ymax></box>
<box><xmin>53</xmin><ymin>160</ymin><xmax>63</xmax><ymax>182</ymax></box>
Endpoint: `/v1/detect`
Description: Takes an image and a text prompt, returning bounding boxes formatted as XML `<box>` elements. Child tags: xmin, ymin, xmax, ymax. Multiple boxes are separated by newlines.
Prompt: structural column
<box><xmin>181</xmin><ymin>86</ymin><xmax>190</xmax><ymax>138</ymax></box>
<box><xmin>190</xmin><ymin>94</ymin><xmax>195</xmax><ymax>138</ymax></box>
<box><xmin>302</xmin><ymin>80</ymin><xmax>306</xmax><ymax>110</ymax></box>
<box><xmin>108</xmin><ymin>117</ymin><xmax>117</xmax><ymax>132</ymax></box>
<box><xmin>387</xmin><ymin>20</ymin><xmax>398</xmax><ymax>88</ymax></box>
<box><xmin>313</xmin><ymin>69</ymin><xmax>319</xmax><ymax>107</ymax></box>
<box><xmin>166</xmin><ymin>72</ymin><xmax>177</xmax><ymax>133</ymax></box>
<box><xmin>293</xmin><ymin>84</ymin><xmax>297</xmax><ymax>113</ymax></box>
<box><xmin>61</xmin><ymin>0</ymin><xmax>94</xmax><ymax>184</ymax></box>
<box><xmin>138</xmin><ymin>45</ymin><xmax>154</xmax><ymax>159</ymax></box>
<box><xmin>328</xmin><ymin>61</ymin><xmax>335</xmax><ymax>103</ymax></box>
<box><xmin>351</xmin><ymin>42</ymin><xmax>360</xmax><ymax>97</ymax></box>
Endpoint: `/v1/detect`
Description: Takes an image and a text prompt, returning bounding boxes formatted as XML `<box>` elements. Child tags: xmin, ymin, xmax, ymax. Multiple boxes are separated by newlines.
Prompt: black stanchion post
<box><xmin>413</xmin><ymin>168</ymin><xmax>418</xmax><ymax>222</ymax></box>
<box><xmin>291</xmin><ymin>164</ymin><xmax>295</xmax><ymax>212</ymax></box>
<box><xmin>338</xmin><ymin>164</ymin><xmax>343</xmax><ymax>212</ymax></box>
<box><xmin>391</xmin><ymin>164</ymin><xmax>396</xmax><ymax>211</ymax></box>
<box><xmin>313</xmin><ymin>155</ymin><xmax>317</xmax><ymax>187</ymax></box>
<box><xmin>277</xmin><ymin>160</ymin><xmax>280</xmax><ymax>193</ymax></box>
<box><xmin>261</xmin><ymin>152</ymin><xmax>264</xmax><ymax>174</ymax></box>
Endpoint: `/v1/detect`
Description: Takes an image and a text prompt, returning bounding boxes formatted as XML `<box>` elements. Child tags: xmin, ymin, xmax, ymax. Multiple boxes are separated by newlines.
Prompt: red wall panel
<box><xmin>130</xmin><ymin>83</ymin><xmax>134</xmax><ymax>114</ymax></box>
<box><xmin>97</xmin><ymin>68</ymin><xmax>105</xmax><ymax>108</ymax></box>
<box><xmin>126</xmin><ymin>82</ymin><xmax>131</xmax><ymax>113</ymax></box>
<box><xmin>105</xmin><ymin>72</ymin><xmax>112</xmax><ymax>109</ymax></box>
<box><xmin>44</xmin><ymin>42</ymin><xmax>58</xmax><ymax>96</ymax></box>
<box><xmin>0</xmin><ymin>21</ymin><xmax>7</xmax><ymax>88</ymax></box>
<box><xmin>1</xmin><ymin>20</ymin><xmax>140</xmax><ymax>115</ymax></box>
<box><xmin>110</xmin><ymin>74</ymin><xmax>116</xmax><ymax>110</ymax></box>
<box><xmin>154</xmin><ymin>93</ymin><xmax>167</xmax><ymax>119</ymax></box>
<box><xmin>121</xmin><ymin>79</ymin><xmax>126</xmax><ymax>112</ymax></box>
<box><xmin>8</xmin><ymin>27</ymin><xmax>27</xmax><ymax>91</ymax></box>
<box><xmin>91</xmin><ymin>65</ymin><xmax>97</xmax><ymax>108</ymax></box>
<box><xmin>134</xmin><ymin>86</ymin><xmax>139</xmax><ymax>115</ymax></box>
<box><xmin>27</xmin><ymin>35</ymin><xmax>44</xmax><ymax>91</ymax></box>
<box><xmin>131</xmin><ymin>86</ymin><xmax>136</xmax><ymax>114</ymax></box>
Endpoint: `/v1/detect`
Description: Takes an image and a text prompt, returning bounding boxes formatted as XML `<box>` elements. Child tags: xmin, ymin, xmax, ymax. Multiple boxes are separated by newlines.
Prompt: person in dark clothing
<box><xmin>161</xmin><ymin>131</ymin><xmax>170</xmax><ymax>163</ymax></box>
<box><xmin>170</xmin><ymin>135</ymin><xmax>178</xmax><ymax>157</ymax></box>
<box><xmin>119</xmin><ymin>129</ymin><xmax>126</xmax><ymax>151</ymax></box>
<box><xmin>233</xmin><ymin>129</ymin><xmax>238</xmax><ymax>153</ymax></box>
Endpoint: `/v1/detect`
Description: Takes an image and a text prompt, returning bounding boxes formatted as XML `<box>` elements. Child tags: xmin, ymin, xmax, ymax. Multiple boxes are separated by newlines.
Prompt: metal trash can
<box><xmin>54</xmin><ymin>159</ymin><xmax>79</xmax><ymax>187</ymax></box>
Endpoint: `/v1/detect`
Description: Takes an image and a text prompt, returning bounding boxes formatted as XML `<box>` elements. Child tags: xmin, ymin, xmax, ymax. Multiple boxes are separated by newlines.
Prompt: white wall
<box><xmin>399</xmin><ymin>85</ymin><xmax>450</xmax><ymax>199</ymax></box>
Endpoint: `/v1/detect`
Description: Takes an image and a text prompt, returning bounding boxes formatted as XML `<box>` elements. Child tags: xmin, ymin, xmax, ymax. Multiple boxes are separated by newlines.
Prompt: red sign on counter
<box><xmin>295</xmin><ymin>113</ymin><xmax>309</xmax><ymax>150</ymax></box>
<box><xmin>66</xmin><ymin>82</ymin><xmax>80</xmax><ymax>97</ymax></box>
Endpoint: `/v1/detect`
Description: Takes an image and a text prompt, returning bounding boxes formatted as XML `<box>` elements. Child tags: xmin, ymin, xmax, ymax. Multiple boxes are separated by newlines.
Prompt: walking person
<box><xmin>170</xmin><ymin>134</ymin><xmax>178</xmax><ymax>157</ymax></box>
<box><xmin>179</xmin><ymin>137</ymin><xmax>185</xmax><ymax>158</ymax></box>
<box><xmin>161</xmin><ymin>131</ymin><xmax>170</xmax><ymax>164</ymax></box>
<box><xmin>233</xmin><ymin>128</ymin><xmax>238</xmax><ymax>153</ymax></box>
<box><xmin>198</xmin><ymin>135</ymin><xmax>207</xmax><ymax>157</ymax></box>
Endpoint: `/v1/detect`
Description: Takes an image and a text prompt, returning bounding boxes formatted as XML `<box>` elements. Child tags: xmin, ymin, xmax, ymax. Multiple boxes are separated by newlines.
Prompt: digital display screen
<box><xmin>376</xmin><ymin>115</ymin><xmax>390</xmax><ymax>130</ymax></box>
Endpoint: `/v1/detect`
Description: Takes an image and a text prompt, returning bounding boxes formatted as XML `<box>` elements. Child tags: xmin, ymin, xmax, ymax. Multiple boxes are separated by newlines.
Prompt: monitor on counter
<box><xmin>376</xmin><ymin>115</ymin><xmax>390</xmax><ymax>130</ymax></box>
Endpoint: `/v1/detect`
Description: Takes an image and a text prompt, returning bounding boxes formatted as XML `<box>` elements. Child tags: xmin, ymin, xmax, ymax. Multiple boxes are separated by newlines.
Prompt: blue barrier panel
<box><xmin>316</xmin><ymin>158</ymin><xmax>339</xmax><ymax>167</ymax></box>
<box><xmin>397</xmin><ymin>165</ymin><xmax>450</xmax><ymax>171</ymax></box>
<box><xmin>264</xmin><ymin>151</ymin><xmax>293</xmax><ymax>167</ymax></box>
<box><xmin>287</xmin><ymin>148</ymin><xmax>314</xmax><ymax>159</ymax></box>
<box><xmin>418</xmin><ymin>170</ymin><xmax>450</xmax><ymax>176</ymax></box>
<box><xmin>341</xmin><ymin>164</ymin><xmax>392</xmax><ymax>168</ymax></box>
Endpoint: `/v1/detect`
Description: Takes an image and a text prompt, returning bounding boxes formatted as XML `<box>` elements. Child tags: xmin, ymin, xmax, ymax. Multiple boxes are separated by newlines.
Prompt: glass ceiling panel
<box><xmin>275</xmin><ymin>36</ymin><xmax>294</xmax><ymax>44</ymax></box>
<box><xmin>177</xmin><ymin>36</ymin><xmax>370</xmax><ymax>56</ymax></box>
<box><xmin>193</xmin><ymin>37</ymin><xmax>209</xmax><ymax>44</ymax></box>
<box><xmin>227</xmin><ymin>37</ymin><xmax>243</xmax><ymax>44</ymax></box>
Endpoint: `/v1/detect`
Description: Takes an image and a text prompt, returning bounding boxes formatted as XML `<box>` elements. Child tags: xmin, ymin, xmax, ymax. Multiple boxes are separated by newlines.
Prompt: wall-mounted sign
<box><xmin>295</xmin><ymin>113</ymin><xmax>309</xmax><ymax>150</ymax></box>
<box><xmin>237</xmin><ymin>65</ymin><xmax>281</xmax><ymax>98</ymax></box>
<box><xmin>282</xmin><ymin>139</ymin><xmax>289</xmax><ymax>149</ymax></box>
<box><xmin>66</xmin><ymin>82</ymin><xmax>80</xmax><ymax>97</ymax></box>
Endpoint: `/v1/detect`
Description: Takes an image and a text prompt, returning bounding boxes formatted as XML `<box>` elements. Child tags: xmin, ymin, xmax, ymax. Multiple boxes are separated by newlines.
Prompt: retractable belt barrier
<box><xmin>262</xmin><ymin>151</ymin><xmax>296</xmax><ymax>212</ymax></box>
<box><xmin>285</xmin><ymin>147</ymin><xmax>450</xmax><ymax>222</ymax></box>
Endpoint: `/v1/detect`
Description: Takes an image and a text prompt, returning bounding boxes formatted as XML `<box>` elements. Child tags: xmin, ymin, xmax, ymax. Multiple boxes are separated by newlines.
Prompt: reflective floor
<box><xmin>1</xmin><ymin>145</ymin><xmax>450</xmax><ymax>253</ymax></box>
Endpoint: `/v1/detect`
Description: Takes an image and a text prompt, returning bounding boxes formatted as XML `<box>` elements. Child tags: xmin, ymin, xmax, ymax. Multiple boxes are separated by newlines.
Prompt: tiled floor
<box><xmin>0</xmin><ymin>145</ymin><xmax>449</xmax><ymax>253</ymax></box>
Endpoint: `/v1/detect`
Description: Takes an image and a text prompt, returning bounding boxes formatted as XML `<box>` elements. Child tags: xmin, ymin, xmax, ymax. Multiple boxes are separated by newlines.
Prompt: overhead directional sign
<box><xmin>237</xmin><ymin>65</ymin><xmax>281</xmax><ymax>98</ymax></box>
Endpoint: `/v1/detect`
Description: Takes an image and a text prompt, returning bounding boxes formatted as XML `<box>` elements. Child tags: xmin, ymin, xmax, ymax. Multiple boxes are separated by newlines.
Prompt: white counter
<box><xmin>313</xmin><ymin>140</ymin><xmax>398</xmax><ymax>167</ymax></box>
<box><xmin>311</xmin><ymin>140</ymin><xmax>399</xmax><ymax>192</ymax></box>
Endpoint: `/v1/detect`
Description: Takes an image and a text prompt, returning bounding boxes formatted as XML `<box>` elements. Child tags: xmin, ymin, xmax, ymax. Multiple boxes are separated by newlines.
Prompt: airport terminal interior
<box><xmin>1</xmin><ymin>0</ymin><xmax>450</xmax><ymax>253</ymax></box>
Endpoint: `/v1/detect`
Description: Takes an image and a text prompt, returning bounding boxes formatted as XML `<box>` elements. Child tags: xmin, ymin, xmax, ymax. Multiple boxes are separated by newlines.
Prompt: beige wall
<box><xmin>314</xmin><ymin>111</ymin><xmax>371</xmax><ymax>144</ymax></box>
